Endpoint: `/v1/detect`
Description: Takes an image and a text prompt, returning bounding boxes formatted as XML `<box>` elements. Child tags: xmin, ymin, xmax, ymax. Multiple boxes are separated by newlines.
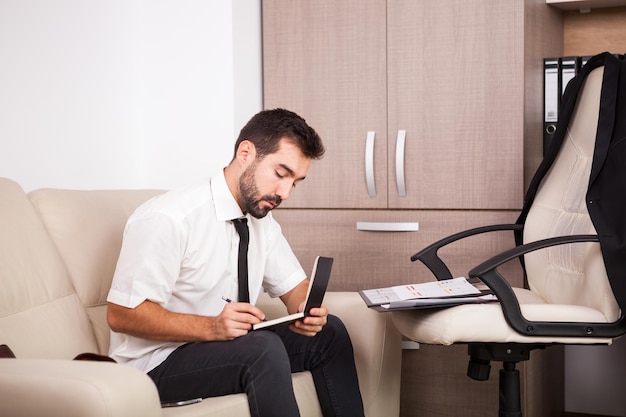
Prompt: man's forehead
<box><xmin>264</xmin><ymin>141</ymin><xmax>310</xmax><ymax>178</ymax></box>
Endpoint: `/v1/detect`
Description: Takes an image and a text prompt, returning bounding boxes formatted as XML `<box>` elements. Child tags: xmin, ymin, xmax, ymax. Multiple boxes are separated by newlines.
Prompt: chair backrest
<box><xmin>523</xmin><ymin>66</ymin><xmax>620</xmax><ymax>322</ymax></box>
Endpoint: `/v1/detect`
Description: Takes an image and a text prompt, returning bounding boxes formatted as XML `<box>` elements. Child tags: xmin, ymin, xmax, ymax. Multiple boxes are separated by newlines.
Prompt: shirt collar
<box><xmin>211</xmin><ymin>169</ymin><xmax>245</xmax><ymax>222</ymax></box>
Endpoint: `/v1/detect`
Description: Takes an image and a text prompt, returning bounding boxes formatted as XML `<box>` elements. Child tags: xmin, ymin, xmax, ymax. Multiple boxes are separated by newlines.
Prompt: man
<box><xmin>106</xmin><ymin>108</ymin><xmax>365</xmax><ymax>417</ymax></box>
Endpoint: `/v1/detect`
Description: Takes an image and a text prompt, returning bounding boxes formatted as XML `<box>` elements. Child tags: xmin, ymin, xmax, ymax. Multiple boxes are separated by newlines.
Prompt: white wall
<box><xmin>0</xmin><ymin>0</ymin><xmax>262</xmax><ymax>192</ymax></box>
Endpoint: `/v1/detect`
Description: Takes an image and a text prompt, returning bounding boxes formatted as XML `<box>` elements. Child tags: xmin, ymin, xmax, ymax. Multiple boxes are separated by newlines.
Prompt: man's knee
<box><xmin>318</xmin><ymin>315</ymin><xmax>354</xmax><ymax>354</ymax></box>
<box><xmin>323</xmin><ymin>315</ymin><xmax>350</xmax><ymax>340</ymax></box>
<box><xmin>245</xmin><ymin>331</ymin><xmax>291</xmax><ymax>367</ymax></box>
<box><xmin>239</xmin><ymin>330</ymin><xmax>293</xmax><ymax>390</ymax></box>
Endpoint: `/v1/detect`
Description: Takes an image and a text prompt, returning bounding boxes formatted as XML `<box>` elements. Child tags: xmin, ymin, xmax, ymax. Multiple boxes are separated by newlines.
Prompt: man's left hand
<box><xmin>289</xmin><ymin>304</ymin><xmax>328</xmax><ymax>337</ymax></box>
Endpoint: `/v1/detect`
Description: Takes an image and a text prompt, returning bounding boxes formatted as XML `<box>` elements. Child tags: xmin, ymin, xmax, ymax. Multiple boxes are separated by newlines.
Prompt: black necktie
<box><xmin>232</xmin><ymin>218</ymin><xmax>249</xmax><ymax>303</ymax></box>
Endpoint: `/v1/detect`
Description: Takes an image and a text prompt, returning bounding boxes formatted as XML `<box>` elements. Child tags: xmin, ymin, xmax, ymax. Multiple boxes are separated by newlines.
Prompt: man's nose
<box><xmin>276</xmin><ymin>181</ymin><xmax>293</xmax><ymax>201</ymax></box>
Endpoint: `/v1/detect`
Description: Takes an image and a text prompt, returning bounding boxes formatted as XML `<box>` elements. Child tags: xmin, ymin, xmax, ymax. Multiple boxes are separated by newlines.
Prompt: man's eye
<box><xmin>275</xmin><ymin>171</ymin><xmax>284</xmax><ymax>179</ymax></box>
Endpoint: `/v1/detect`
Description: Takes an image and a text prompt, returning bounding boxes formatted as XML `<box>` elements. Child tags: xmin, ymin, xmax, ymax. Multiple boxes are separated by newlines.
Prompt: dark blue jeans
<box><xmin>147</xmin><ymin>315</ymin><xmax>365</xmax><ymax>417</ymax></box>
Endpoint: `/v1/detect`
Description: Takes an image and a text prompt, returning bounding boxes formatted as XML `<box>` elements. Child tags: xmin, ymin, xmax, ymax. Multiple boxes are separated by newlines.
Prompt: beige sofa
<box><xmin>0</xmin><ymin>177</ymin><xmax>402</xmax><ymax>417</ymax></box>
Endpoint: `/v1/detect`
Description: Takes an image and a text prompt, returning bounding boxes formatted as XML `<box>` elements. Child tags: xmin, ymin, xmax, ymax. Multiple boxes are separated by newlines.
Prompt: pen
<box><xmin>222</xmin><ymin>296</ymin><xmax>266</xmax><ymax>322</ymax></box>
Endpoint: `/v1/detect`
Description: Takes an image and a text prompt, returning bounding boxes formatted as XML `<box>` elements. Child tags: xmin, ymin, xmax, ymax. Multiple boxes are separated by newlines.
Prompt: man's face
<box><xmin>239</xmin><ymin>139</ymin><xmax>311</xmax><ymax>218</ymax></box>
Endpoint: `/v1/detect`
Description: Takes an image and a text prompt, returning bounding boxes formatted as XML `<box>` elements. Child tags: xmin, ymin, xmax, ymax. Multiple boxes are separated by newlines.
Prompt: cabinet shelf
<box><xmin>547</xmin><ymin>0</ymin><xmax>626</xmax><ymax>10</ymax></box>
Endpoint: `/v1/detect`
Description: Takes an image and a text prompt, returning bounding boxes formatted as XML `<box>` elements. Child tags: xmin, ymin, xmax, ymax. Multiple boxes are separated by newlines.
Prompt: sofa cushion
<box><xmin>0</xmin><ymin>178</ymin><xmax>98</xmax><ymax>358</ymax></box>
<box><xmin>28</xmin><ymin>188</ymin><xmax>164</xmax><ymax>354</ymax></box>
<box><xmin>159</xmin><ymin>372</ymin><xmax>322</xmax><ymax>417</ymax></box>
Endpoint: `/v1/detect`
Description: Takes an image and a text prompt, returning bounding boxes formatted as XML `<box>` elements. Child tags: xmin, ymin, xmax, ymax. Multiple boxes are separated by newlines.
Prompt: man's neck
<box><xmin>223</xmin><ymin>165</ymin><xmax>244</xmax><ymax>212</ymax></box>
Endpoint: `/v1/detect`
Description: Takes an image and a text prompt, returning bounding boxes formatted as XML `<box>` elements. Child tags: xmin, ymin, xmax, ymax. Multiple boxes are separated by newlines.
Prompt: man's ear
<box><xmin>236</xmin><ymin>140</ymin><xmax>256</xmax><ymax>164</ymax></box>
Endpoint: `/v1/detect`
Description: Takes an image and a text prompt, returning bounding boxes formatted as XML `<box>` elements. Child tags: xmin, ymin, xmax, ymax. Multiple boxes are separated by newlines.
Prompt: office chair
<box><xmin>391</xmin><ymin>52</ymin><xmax>626</xmax><ymax>417</ymax></box>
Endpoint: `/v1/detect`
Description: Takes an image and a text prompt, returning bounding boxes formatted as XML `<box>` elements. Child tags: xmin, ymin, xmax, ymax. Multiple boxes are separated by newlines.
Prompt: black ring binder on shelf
<box><xmin>543</xmin><ymin>57</ymin><xmax>560</xmax><ymax>155</ymax></box>
<box><xmin>543</xmin><ymin>53</ymin><xmax>626</xmax><ymax>156</ymax></box>
<box><xmin>543</xmin><ymin>55</ymin><xmax>584</xmax><ymax>155</ymax></box>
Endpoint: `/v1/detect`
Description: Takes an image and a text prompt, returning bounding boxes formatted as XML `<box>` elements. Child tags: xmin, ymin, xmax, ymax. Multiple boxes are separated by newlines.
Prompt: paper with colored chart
<box><xmin>359</xmin><ymin>277</ymin><xmax>483</xmax><ymax>307</ymax></box>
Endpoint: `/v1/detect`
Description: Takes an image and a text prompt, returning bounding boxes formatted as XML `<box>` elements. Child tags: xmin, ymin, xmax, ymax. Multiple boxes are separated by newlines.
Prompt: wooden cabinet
<box><xmin>262</xmin><ymin>0</ymin><xmax>562</xmax><ymax>278</ymax></box>
<box><xmin>263</xmin><ymin>0</ymin><xmax>539</xmax><ymax>210</ymax></box>
<box><xmin>263</xmin><ymin>1</ymin><xmax>564</xmax><ymax>416</ymax></box>
<box><xmin>262</xmin><ymin>0</ymin><xmax>564</xmax><ymax>268</ymax></box>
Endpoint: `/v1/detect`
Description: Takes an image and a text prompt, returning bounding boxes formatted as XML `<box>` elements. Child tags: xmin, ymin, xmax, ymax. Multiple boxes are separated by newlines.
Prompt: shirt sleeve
<box><xmin>107</xmin><ymin>211</ymin><xmax>185</xmax><ymax>309</ymax></box>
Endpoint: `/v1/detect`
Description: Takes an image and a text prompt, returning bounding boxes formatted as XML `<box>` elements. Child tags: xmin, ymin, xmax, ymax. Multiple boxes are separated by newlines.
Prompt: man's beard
<box><xmin>239</xmin><ymin>162</ymin><xmax>282</xmax><ymax>218</ymax></box>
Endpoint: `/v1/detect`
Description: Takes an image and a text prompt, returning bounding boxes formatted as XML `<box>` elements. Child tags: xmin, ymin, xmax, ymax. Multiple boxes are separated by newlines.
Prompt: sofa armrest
<box><xmin>0</xmin><ymin>358</ymin><xmax>162</xmax><ymax>417</ymax></box>
<box><xmin>257</xmin><ymin>291</ymin><xmax>403</xmax><ymax>417</ymax></box>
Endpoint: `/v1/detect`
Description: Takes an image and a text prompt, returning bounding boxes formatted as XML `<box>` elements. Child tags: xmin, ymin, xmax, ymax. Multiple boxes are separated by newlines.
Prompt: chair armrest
<box><xmin>411</xmin><ymin>224</ymin><xmax>522</xmax><ymax>280</ymax></box>
<box><xmin>0</xmin><ymin>358</ymin><xmax>162</xmax><ymax>417</ymax></box>
<box><xmin>469</xmin><ymin>234</ymin><xmax>626</xmax><ymax>338</ymax></box>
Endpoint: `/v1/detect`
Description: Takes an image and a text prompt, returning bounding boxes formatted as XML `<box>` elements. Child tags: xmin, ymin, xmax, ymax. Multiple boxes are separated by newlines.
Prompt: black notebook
<box><xmin>253</xmin><ymin>256</ymin><xmax>333</xmax><ymax>330</ymax></box>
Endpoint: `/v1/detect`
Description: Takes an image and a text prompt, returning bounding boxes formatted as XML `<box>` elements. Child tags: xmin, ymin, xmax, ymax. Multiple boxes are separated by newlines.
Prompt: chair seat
<box><xmin>391</xmin><ymin>287</ymin><xmax>613</xmax><ymax>346</ymax></box>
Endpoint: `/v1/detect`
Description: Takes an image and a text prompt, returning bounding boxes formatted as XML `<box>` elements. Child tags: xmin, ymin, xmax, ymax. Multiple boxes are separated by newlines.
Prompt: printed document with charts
<box><xmin>359</xmin><ymin>277</ymin><xmax>497</xmax><ymax>311</ymax></box>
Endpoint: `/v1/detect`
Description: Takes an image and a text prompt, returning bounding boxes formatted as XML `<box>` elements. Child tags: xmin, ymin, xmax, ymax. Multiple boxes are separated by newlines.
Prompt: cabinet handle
<box><xmin>356</xmin><ymin>221</ymin><xmax>419</xmax><ymax>232</ymax></box>
<box><xmin>365</xmin><ymin>131</ymin><xmax>377</xmax><ymax>197</ymax></box>
<box><xmin>395</xmin><ymin>129</ymin><xmax>407</xmax><ymax>197</ymax></box>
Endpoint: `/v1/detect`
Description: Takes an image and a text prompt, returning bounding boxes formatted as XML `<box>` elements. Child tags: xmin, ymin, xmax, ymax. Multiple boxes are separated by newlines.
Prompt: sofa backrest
<box><xmin>0</xmin><ymin>178</ymin><xmax>99</xmax><ymax>358</ymax></box>
<box><xmin>28</xmin><ymin>188</ymin><xmax>163</xmax><ymax>354</ymax></box>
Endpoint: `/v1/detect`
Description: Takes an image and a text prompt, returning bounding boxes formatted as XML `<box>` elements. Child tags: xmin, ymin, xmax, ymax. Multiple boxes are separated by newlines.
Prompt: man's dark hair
<box><xmin>233</xmin><ymin>108</ymin><xmax>325</xmax><ymax>160</ymax></box>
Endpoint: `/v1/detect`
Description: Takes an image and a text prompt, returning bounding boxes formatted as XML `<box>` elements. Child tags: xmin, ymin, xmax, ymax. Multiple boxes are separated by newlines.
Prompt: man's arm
<box><xmin>280</xmin><ymin>278</ymin><xmax>310</xmax><ymax>314</ymax></box>
<box><xmin>107</xmin><ymin>300</ymin><xmax>265</xmax><ymax>342</ymax></box>
<box><xmin>279</xmin><ymin>278</ymin><xmax>328</xmax><ymax>337</ymax></box>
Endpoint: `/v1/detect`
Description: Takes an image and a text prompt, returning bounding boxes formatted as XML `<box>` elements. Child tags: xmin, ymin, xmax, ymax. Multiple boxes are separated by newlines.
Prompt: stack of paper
<box><xmin>359</xmin><ymin>277</ymin><xmax>497</xmax><ymax>311</ymax></box>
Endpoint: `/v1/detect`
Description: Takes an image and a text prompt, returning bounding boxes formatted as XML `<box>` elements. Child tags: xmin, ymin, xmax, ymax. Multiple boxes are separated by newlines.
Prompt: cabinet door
<box><xmin>262</xmin><ymin>0</ymin><xmax>388</xmax><ymax>209</ymax></box>
<box><xmin>387</xmin><ymin>0</ymin><xmax>525</xmax><ymax>209</ymax></box>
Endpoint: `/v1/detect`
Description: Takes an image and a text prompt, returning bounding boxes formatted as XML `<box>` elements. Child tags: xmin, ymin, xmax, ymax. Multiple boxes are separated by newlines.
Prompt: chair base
<box><xmin>467</xmin><ymin>343</ymin><xmax>547</xmax><ymax>417</ymax></box>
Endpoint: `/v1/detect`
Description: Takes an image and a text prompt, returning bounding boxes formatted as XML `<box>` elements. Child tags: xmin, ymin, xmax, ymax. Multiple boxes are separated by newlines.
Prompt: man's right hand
<box><xmin>215</xmin><ymin>302</ymin><xmax>266</xmax><ymax>340</ymax></box>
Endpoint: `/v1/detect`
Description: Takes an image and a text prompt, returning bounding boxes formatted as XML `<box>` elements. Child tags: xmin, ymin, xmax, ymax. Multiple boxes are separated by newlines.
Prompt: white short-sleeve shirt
<box><xmin>107</xmin><ymin>170</ymin><xmax>306</xmax><ymax>372</ymax></box>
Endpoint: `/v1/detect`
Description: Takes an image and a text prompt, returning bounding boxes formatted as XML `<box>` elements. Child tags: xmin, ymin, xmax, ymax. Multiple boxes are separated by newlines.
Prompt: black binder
<box><xmin>560</xmin><ymin>56</ymin><xmax>580</xmax><ymax>96</ymax></box>
<box><xmin>543</xmin><ymin>58</ymin><xmax>560</xmax><ymax>154</ymax></box>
